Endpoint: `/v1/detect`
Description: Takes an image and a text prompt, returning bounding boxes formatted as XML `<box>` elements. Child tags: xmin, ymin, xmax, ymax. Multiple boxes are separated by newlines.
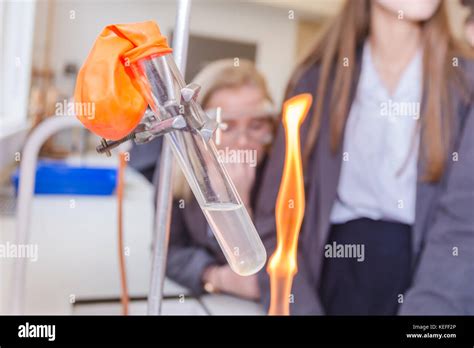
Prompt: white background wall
<box><xmin>0</xmin><ymin>1</ymin><xmax>36</xmax><ymax>173</ymax></box>
<box><xmin>34</xmin><ymin>0</ymin><xmax>300</xmax><ymax>106</ymax></box>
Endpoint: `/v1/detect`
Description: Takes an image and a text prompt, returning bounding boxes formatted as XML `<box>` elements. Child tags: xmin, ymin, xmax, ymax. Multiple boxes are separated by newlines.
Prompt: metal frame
<box><xmin>147</xmin><ymin>0</ymin><xmax>192</xmax><ymax>315</ymax></box>
<box><xmin>10</xmin><ymin>116</ymin><xmax>81</xmax><ymax>314</ymax></box>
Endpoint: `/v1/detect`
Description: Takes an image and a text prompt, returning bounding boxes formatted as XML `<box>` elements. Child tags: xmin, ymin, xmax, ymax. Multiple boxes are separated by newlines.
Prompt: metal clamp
<box><xmin>96</xmin><ymin>83</ymin><xmax>218</xmax><ymax>156</ymax></box>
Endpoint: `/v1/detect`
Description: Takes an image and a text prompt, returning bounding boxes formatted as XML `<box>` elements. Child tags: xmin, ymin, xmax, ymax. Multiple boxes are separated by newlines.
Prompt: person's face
<box><xmin>205</xmin><ymin>85</ymin><xmax>273</xmax><ymax>161</ymax></box>
<box><xmin>375</xmin><ymin>0</ymin><xmax>441</xmax><ymax>21</ymax></box>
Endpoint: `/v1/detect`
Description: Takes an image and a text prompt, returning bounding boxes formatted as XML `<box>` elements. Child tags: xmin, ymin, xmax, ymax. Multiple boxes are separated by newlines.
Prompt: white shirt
<box><xmin>330</xmin><ymin>41</ymin><xmax>422</xmax><ymax>225</ymax></box>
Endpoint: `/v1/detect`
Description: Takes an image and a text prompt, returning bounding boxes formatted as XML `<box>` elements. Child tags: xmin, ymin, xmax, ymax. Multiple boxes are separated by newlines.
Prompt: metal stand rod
<box><xmin>147</xmin><ymin>0</ymin><xmax>192</xmax><ymax>315</ymax></box>
<box><xmin>9</xmin><ymin>116</ymin><xmax>81</xmax><ymax>314</ymax></box>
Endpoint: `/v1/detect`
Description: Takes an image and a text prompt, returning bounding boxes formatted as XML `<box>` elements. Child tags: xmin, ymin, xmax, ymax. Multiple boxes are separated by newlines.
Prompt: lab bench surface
<box><xmin>72</xmin><ymin>280</ymin><xmax>265</xmax><ymax>315</ymax></box>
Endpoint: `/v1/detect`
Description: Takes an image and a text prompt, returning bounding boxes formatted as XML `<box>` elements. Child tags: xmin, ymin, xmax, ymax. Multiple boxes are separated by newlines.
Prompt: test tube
<box><xmin>130</xmin><ymin>54</ymin><xmax>267</xmax><ymax>276</ymax></box>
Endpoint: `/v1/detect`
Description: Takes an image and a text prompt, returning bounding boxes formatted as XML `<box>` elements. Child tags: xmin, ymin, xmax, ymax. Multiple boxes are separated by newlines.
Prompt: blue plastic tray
<box><xmin>11</xmin><ymin>160</ymin><xmax>118</xmax><ymax>196</ymax></box>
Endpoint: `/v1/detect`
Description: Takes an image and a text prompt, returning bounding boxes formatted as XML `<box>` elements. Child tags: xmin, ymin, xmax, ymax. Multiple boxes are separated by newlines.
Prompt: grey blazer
<box><xmin>255</xmin><ymin>56</ymin><xmax>474</xmax><ymax>315</ymax></box>
<box><xmin>166</xmin><ymin>197</ymin><xmax>226</xmax><ymax>295</ymax></box>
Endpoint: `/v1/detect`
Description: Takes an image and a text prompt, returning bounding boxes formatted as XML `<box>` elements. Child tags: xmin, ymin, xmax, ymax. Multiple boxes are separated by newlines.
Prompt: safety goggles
<box><xmin>205</xmin><ymin>101</ymin><xmax>276</xmax><ymax>145</ymax></box>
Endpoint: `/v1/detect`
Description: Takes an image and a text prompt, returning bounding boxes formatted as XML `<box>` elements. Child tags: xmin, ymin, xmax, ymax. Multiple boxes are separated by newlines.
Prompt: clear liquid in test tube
<box><xmin>131</xmin><ymin>54</ymin><xmax>267</xmax><ymax>275</ymax></box>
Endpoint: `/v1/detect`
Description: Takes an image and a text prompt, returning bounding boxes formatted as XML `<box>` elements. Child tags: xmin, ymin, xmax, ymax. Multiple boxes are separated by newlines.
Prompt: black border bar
<box><xmin>0</xmin><ymin>315</ymin><xmax>473</xmax><ymax>345</ymax></box>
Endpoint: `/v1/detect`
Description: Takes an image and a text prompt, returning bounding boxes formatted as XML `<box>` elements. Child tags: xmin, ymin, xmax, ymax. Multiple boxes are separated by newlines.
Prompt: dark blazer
<box><xmin>255</xmin><ymin>56</ymin><xmax>474</xmax><ymax>315</ymax></box>
<box><xmin>166</xmin><ymin>197</ymin><xmax>226</xmax><ymax>295</ymax></box>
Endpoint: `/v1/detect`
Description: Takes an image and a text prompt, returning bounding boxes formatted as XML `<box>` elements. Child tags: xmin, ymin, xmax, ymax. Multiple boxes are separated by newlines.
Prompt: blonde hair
<box><xmin>172</xmin><ymin>59</ymin><xmax>273</xmax><ymax>200</ymax></box>
<box><xmin>193</xmin><ymin>58</ymin><xmax>273</xmax><ymax>106</ymax></box>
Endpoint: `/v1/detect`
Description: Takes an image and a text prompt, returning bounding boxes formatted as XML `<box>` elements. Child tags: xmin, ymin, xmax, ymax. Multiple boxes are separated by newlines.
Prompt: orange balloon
<box><xmin>74</xmin><ymin>21</ymin><xmax>172</xmax><ymax>140</ymax></box>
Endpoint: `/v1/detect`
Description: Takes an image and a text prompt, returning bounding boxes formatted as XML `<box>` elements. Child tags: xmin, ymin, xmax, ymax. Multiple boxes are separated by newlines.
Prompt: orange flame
<box><xmin>267</xmin><ymin>93</ymin><xmax>312</xmax><ymax>315</ymax></box>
